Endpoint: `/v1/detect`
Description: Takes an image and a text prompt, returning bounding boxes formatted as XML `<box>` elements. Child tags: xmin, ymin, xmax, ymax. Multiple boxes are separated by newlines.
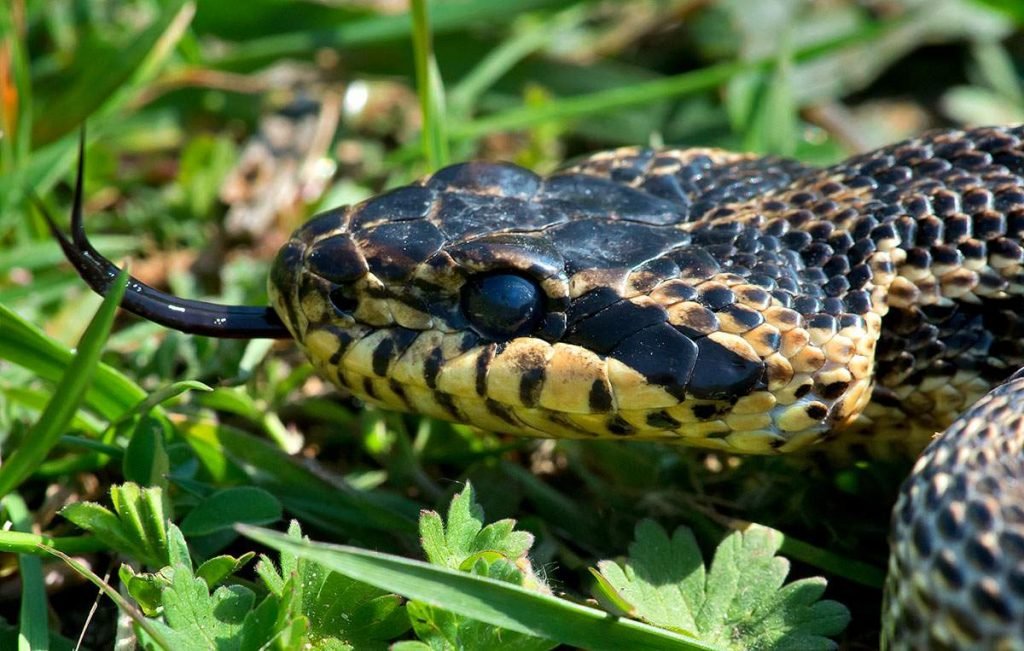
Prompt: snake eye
<box><xmin>462</xmin><ymin>273</ymin><xmax>544</xmax><ymax>340</ymax></box>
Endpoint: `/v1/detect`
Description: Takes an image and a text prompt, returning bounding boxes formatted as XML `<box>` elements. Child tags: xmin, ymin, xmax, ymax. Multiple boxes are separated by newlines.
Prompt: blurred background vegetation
<box><xmin>2</xmin><ymin>0</ymin><xmax>1024</xmax><ymax>648</ymax></box>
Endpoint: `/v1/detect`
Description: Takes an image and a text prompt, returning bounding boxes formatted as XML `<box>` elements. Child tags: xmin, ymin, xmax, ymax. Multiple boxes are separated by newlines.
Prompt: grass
<box><xmin>2</xmin><ymin>0</ymin><xmax>1024</xmax><ymax>649</ymax></box>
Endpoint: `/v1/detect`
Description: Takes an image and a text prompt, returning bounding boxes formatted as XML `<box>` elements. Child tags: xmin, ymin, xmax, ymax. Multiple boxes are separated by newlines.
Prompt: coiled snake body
<box><xmin>53</xmin><ymin>126</ymin><xmax>1024</xmax><ymax>648</ymax></box>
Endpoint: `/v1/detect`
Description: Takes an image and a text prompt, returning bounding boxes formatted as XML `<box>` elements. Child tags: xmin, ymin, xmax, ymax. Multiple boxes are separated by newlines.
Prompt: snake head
<box><xmin>269</xmin><ymin>153</ymin><xmax>870</xmax><ymax>453</ymax></box>
<box><xmin>268</xmin><ymin>162</ymin><xmax>573</xmax><ymax>403</ymax></box>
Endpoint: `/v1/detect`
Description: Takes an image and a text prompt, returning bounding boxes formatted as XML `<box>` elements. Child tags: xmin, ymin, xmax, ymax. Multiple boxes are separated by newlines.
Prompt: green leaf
<box><xmin>146</xmin><ymin>569</ymin><xmax>256</xmax><ymax>651</ymax></box>
<box><xmin>409</xmin><ymin>483</ymin><xmax>554</xmax><ymax>648</ymax></box>
<box><xmin>242</xmin><ymin>525</ymin><xmax>715</xmax><ymax>651</ymax></box>
<box><xmin>180</xmin><ymin>487</ymin><xmax>283</xmax><ymax>536</ymax></box>
<box><xmin>195</xmin><ymin>553</ymin><xmax>255</xmax><ymax>590</ymax></box>
<box><xmin>253</xmin><ymin>520</ymin><xmax>410</xmax><ymax>650</ymax></box>
<box><xmin>236</xmin><ymin>590</ymin><xmax>289</xmax><ymax>651</ymax></box>
<box><xmin>120</xmin><ymin>565</ymin><xmax>167</xmax><ymax>617</ymax></box>
<box><xmin>595</xmin><ymin>521</ymin><xmax>703</xmax><ymax>635</ymax></box>
<box><xmin>0</xmin><ymin>301</ymin><xmax>148</xmax><ymax>421</ymax></box>
<box><xmin>125</xmin><ymin>526</ymin><xmax>306</xmax><ymax>649</ymax></box>
<box><xmin>112</xmin><ymin>483</ymin><xmax>170</xmax><ymax>568</ymax></box>
<box><xmin>60</xmin><ymin>483</ymin><xmax>171</xmax><ymax>569</ymax></box>
<box><xmin>117</xmin><ymin>525</ymin><xmax>197</xmax><ymax>618</ymax></box>
<box><xmin>166</xmin><ymin>524</ymin><xmax>193</xmax><ymax>571</ymax></box>
<box><xmin>595</xmin><ymin>521</ymin><xmax>850</xmax><ymax>650</ymax></box>
<box><xmin>113</xmin><ymin>380</ymin><xmax>213</xmax><ymax>434</ymax></box>
<box><xmin>123</xmin><ymin>416</ymin><xmax>171</xmax><ymax>488</ymax></box>
<box><xmin>60</xmin><ymin>502</ymin><xmax>134</xmax><ymax>554</ymax></box>
<box><xmin>407</xmin><ymin>555</ymin><xmax>556</xmax><ymax>651</ymax></box>
<box><xmin>407</xmin><ymin>599</ymin><xmax>555</xmax><ymax>651</ymax></box>
<box><xmin>420</xmin><ymin>483</ymin><xmax>533</xmax><ymax>572</ymax></box>
<box><xmin>0</xmin><ymin>270</ymin><xmax>128</xmax><ymax>499</ymax></box>
<box><xmin>588</xmin><ymin>567</ymin><xmax>637</xmax><ymax>618</ymax></box>
<box><xmin>32</xmin><ymin>1</ymin><xmax>196</xmax><ymax>145</ymax></box>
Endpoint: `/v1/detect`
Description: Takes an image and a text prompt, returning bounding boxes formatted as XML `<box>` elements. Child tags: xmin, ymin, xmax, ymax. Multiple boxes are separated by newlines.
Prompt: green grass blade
<box><xmin>40</xmin><ymin>545</ymin><xmax>174</xmax><ymax>650</ymax></box>
<box><xmin>0</xmin><ymin>0</ymin><xmax>32</xmax><ymax>170</ymax></box>
<box><xmin>211</xmin><ymin>0</ymin><xmax>593</xmax><ymax>68</ymax></box>
<box><xmin>0</xmin><ymin>236</ymin><xmax>134</xmax><ymax>274</ymax></box>
<box><xmin>32</xmin><ymin>1</ymin><xmax>196</xmax><ymax>145</ymax></box>
<box><xmin>0</xmin><ymin>301</ymin><xmax>147</xmax><ymax>420</ymax></box>
<box><xmin>241</xmin><ymin>526</ymin><xmax>721</xmax><ymax>651</ymax></box>
<box><xmin>451</xmin><ymin>19</ymin><xmax>897</xmax><ymax>140</ymax></box>
<box><xmin>0</xmin><ymin>530</ymin><xmax>106</xmax><ymax>556</ymax></box>
<box><xmin>410</xmin><ymin>0</ymin><xmax>449</xmax><ymax>169</ymax></box>
<box><xmin>3</xmin><ymin>494</ymin><xmax>49</xmax><ymax>651</ymax></box>
<box><xmin>0</xmin><ymin>134</ymin><xmax>78</xmax><ymax>223</ymax></box>
<box><xmin>780</xmin><ymin>535</ymin><xmax>886</xmax><ymax>589</ymax></box>
<box><xmin>179</xmin><ymin>420</ymin><xmax>419</xmax><ymax>536</ymax></box>
<box><xmin>0</xmin><ymin>271</ymin><xmax>129</xmax><ymax>499</ymax></box>
<box><xmin>448</xmin><ymin>10</ymin><xmax>583</xmax><ymax>116</ymax></box>
<box><xmin>451</xmin><ymin>59</ymin><xmax>742</xmax><ymax>139</ymax></box>
<box><xmin>1</xmin><ymin>387</ymin><xmax>105</xmax><ymax>434</ymax></box>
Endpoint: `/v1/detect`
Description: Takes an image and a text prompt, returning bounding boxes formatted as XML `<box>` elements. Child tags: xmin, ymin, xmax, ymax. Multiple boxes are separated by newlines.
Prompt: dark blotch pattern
<box><xmin>358</xmin><ymin>220</ymin><xmax>445</xmax><ymax>282</ymax></box>
<box><xmin>566</xmin><ymin>299</ymin><xmax>668</xmax><ymax>353</ymax></box>
<box><xmin>306</xmin><ymin>235</ymin><xmax>367</xmax><ymax>284</ymax></box>
<box><xmin>609</xmin><ymin>325</ymin><xmax>698</xmax><ymax>400</ymax></box>
<box><xmin>589</xmin><ymin>379</ymin><xmax>613</xmax><ymax>412</ymax></box>
<box><xmin>689</xmin><ymin>338</ymin><xmax>764</xmax><ymax>400</ymax></box>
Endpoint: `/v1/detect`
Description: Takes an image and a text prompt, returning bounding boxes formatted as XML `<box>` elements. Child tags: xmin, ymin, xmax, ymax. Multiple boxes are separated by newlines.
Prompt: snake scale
<box><xmin>51</xmin><ymin>125</ymin><xmax>1024</xmax><ymax>648</ymax></box>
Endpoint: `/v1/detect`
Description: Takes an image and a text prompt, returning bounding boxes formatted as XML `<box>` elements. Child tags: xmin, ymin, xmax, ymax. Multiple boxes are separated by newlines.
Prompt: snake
<box><xmin>48</xmin><ymin>125</ymin><xmax>1024</xmax><ymax>649</ymax></box>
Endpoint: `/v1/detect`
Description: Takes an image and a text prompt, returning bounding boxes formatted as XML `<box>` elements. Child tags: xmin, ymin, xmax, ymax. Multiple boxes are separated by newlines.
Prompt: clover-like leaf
<box><xmin>594</xmin><ymin>520</ymin><xmax>850</xmax><ymax>651</ymax></box>
<box><xmin>61</xmin><ymin>482</ymin><xmax>170</xmax><ymax>568</ymax></box>
<box><xmin>139</xmin><ymin>566</ymin><xmax>256</xmax><ymax>651</ymax></box>
<box><xmin>254</xmin><ymin>520</ymin><xmax>410</xmax><ymax>650</ymax></box>
<box><xmin>420</xmin><ymin>483</ymin><xmax>534</xmax><ymax>572</ymax></box>
<box><xmin>409</xmin><ymin>483</ymin><xmax>554</xmax><ymax>650</ymax></box>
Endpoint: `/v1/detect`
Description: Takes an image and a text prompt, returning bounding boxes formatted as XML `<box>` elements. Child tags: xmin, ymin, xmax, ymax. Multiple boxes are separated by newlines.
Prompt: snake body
<box><xmin>57</xmin><ymin>126</ymin><xmax>1024</xmax><ymax>647</ymax></box>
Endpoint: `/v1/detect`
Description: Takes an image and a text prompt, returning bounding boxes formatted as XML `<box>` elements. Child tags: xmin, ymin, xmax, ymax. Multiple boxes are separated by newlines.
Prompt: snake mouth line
<box><xmin>45</xmin><ymin>131</ymin><xmax>292</xmax><ymax>339</ymax></box>
<box><xmin>299</xmin><ymin>324</ymin><xmax>855</xmax><ymax>454</ymax></box>
<box><xmin>329</xmin><ymin>360</ymin><xmax>832</xmax><ymax>454</ymax></box>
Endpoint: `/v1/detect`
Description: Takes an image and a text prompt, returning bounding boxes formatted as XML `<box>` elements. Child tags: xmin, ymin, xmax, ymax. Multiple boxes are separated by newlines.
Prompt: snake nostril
<box><xmin>328</xmin><ymin>287</ymin><xmax>359</xmax><ymax>314</ymax></box>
